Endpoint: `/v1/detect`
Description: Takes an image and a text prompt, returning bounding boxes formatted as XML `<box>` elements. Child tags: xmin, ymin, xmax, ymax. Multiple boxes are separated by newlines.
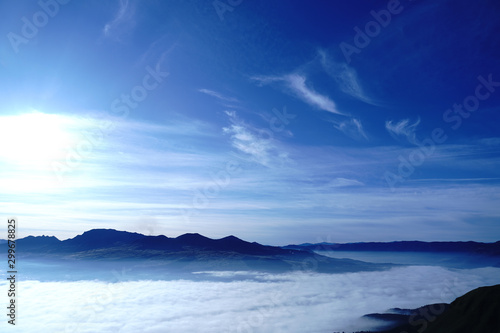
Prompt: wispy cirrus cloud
<box><xmin>252</xmin><ymin>74</ymin><xmax>344</xmax><ymax>115</ymax></box>
<box><xmin>331</xmin><ymin>118</ymin><xmax>368</xmax><ymax>141</ymax></box>
<box><xmin>103</xmin><ymin>0</ymin><xmax>136</xmax><ymax>40</ymax></box>
<box><xmin>328</xmin><ymin>177</ymin><xmax>365</xmax><ymax>187</ymax></box>
<box><xmin>222</xmin><ymin>111</ymin><xmax>289</xmax><ymax>167</ymax></box>
<box><xmin>385</xmin><ymin>118</ymin><xmax>421</xmax><ymax>144</ymax></box>
<box><xmin>286</xmin><ymin>74</ymin><xmax>342</xmax><ymax>114</ymax></box>
<box><xmin>198</xmin><ymin>89</ymin><xmax>240</xmax><ymax>103</ymax></box>
<box><xmin>318</xmin><ymin>50</ymin><xmax>379</xmax><ymax>106</ymax></box>
<box><xmin>250</xmin><ymin>55</ymin><xmax>375</xmax><ymax>141</ymax></box>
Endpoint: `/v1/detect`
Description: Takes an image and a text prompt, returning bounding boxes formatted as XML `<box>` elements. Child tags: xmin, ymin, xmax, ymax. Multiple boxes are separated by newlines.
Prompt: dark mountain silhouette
<box><xmin>422</xmin><ymin>284</ymin><xmax>500</xmax><ymax>333</ymax></box>
<box><xmin>13</xmin><ymin>229</ymin><xmax>393</xmax><ymax>274</ymax></box>
<box><xmin>285</xmin><ymin>240</ymin><xmax>500</xmax><ymax>256</ymax></box>
<box><xmin>16</xmin><ymin>235</ymin><xmax>60</xmax><ymax>250</ymax></box>
<box><xmin>64</xmin><ymin>229</ymin><xmax>144</xmax><ymax>251</ymax></box>
<box><xmin>16</xmin><ymin>229</ymin><xmax>284</xmax><ymax>255</ymax></box>
<box><xmin>357</xmin><ymin>284</ymin><xmax>500</xmax><ymax>333</ymax></box>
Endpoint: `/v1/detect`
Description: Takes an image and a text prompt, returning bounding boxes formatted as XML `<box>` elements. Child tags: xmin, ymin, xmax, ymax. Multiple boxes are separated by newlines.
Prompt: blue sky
<box><xmin>0</xmin><ymin>0</ymin><xmax>499</xmax><ymax>244</ymax></box>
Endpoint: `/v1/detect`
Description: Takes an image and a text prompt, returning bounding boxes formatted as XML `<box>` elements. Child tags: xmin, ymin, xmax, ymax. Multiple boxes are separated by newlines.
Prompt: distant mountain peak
<box><xmin>219</xmin><ymin>235</ymin><xmax>242</xmax><ymax>241</ymax></box>
<box><xmin>23</xmin><ymin>235</ymin><xmax>59</xmax><ymax>240</ymax></box>
<box><xmin>175</xmin><ymin>233</ymin><xmax>212</xmax><ymax>243</ymax></box>
<box><xmin>16</xmin><ymin>235</ymin><xmax>61</xmax><ymax>251</ymax></box>
<box><xmin>66</xmin><ymin>228</ymin><xmax>145</xmax><ymax>250</ymax></box>
<box><xmin>176</xmin><ymin>232</ymin><xmax>206</xmax><ymax>238</ymax></box>
<box><xmin>79</xmin><ymin>228</ymin><xmax>141</xmax><ymax>236</ymax></box>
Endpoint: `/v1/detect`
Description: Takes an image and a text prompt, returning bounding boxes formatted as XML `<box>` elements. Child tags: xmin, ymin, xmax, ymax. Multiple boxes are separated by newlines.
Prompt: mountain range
<box><xmin>7</xmin><ymin>229</ymin><xmax>500</xmax><ymax>274</ymax></box>
<box><xmin>9</xmin><ymin>229</ymin><xmax>391</xmax><ymax>274</ymax></box>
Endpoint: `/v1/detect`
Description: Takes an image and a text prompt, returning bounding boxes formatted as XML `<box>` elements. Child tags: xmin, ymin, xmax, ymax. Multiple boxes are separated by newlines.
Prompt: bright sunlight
<box><xmin>0</xmin><ymin>111</ymin><xmax>75</xmax><ymax>168</ymax></box>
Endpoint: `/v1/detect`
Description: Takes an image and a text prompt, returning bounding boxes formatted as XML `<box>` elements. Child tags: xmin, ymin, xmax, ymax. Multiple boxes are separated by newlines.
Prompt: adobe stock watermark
<box><xmin>181</xmin><ymin>106</ymin><xmax>296</xmax><ymax>223</ymax></box>
<box><xmin>52</xmin><ymin>64</ymin><xmax>168</xmax><ymax>182</ymax></box>
<box><xmin>339</xmin><ymin>0</ymin><xmax>415</xmax><ymax>64</ymax></box>
<box><xmin>212</xmin><ymin>0</ymin><xmax>243</xmax><ymax>21</ymax></box>
<box><xmin>385</xmin><ymin>74</ymin><xmax>500</xmax><ymax>190</ymax></box>
<box><xmin>7</xmin><ymin>0</ymin><xmax>71</xmax><ymax>54</ymax></box>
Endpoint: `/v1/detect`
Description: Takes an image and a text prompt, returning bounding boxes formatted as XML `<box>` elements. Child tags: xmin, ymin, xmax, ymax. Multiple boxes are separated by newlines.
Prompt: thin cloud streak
<box><xmin>328</xmin><ymin>177</ymin><xmax>365</xmax><ymax>187</ymax></box>
<box><xmin>252</xmin><ymin>74</ymin><xmax>344</xmax><ymax>115</ymax></box>
<box><xmin>285</xmin><ymin>74</ymin><xmax>342</xmax><ymax>115</ymax></box>
<box><xmin>331</xmin><ymin>118</ymin><xmax>369</xmax><ymax>141</ymax></box>
<box><xmin>199</xmin><ymin>89</ymin><xmax>240</xmax><ymax>103</ymax></box>
<box><xmin>103</xmin><ymin>0</ymin><xmax>136</xmax><ymax>40</ymax></box>
<box><xmin>319</xmin><ymin>50</ymin><xmax>378</xmax><ymax>106</ymax></box>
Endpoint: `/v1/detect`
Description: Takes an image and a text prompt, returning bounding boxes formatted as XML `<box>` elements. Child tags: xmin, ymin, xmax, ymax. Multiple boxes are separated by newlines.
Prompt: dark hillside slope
<box><xmin>424</xmin><ymin>284</ymin><xmax>500</xmax><ymax>333</ymax></box>
<box><xmin>371</xmin><ymin>284</ymin><xmax>500</xmax><ymax>333</ymax></box>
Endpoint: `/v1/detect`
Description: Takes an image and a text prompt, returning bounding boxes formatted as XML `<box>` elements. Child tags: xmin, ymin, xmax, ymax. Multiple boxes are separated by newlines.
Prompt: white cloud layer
<box><xmin>1</xmin><ymin>266</ymin><xmax>499</xmax><ymax>333</ymax></box>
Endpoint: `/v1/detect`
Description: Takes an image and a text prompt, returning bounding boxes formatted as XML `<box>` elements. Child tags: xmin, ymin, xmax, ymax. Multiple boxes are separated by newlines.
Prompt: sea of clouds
<box><xmin>1</xmin><ymin>265</ymin><xmax>499</xmax><ymax>333</ymax></box>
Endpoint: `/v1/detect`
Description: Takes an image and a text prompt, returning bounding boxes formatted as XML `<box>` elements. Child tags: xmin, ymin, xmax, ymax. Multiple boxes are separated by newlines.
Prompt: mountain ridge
<box><xmin>285</xmin><ymin>240</ymin><xmax>500</xmax><ymax>255</ymax></box>
<box><xmin>10</xmin><ymin>228</ymin><xmax>394</xmax><ymax>274</ymax></box>
<box><xmin>15</xmin><ymin>228</ymin><xmax>291</xmax><ymax>256</ymax></box>
<box><xmin>11</xmin><ymin>230</ymin><xmax>500</xmax><ymax>257</ymax></box>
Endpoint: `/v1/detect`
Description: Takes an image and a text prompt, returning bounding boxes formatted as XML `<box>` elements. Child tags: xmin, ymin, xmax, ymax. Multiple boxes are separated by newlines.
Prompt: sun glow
<box><xmin>0</xmin><ymin>111</ymin><xmax>76</xmax><ymax>168</ymax></box>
